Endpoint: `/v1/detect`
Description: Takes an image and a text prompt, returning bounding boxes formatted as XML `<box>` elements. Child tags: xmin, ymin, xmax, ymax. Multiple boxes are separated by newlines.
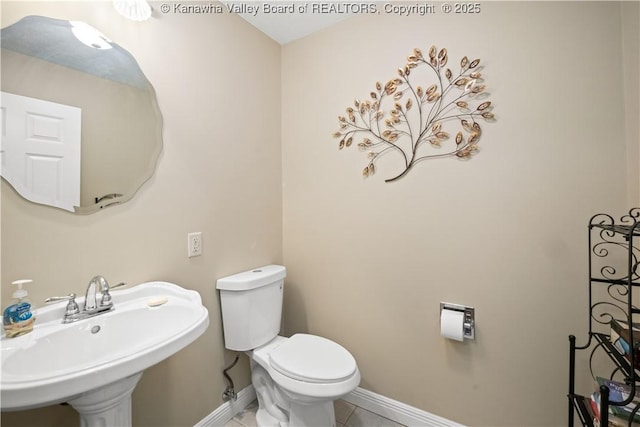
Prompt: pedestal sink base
<box><xmin>68</xmin><ymin>372</ymin><xmax>143</xmax><ymax>427</ymax></box>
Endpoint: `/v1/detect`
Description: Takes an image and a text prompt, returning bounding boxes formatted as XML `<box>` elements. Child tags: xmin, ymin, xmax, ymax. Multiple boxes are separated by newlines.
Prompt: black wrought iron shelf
<box><xmin>591</xmin><ymin>223</ymin><xmax>640</xmax><ymax>239</ymax></box>
<box><xmin>568</xmin><ymin>208</ymin><xmax>640</xmax><ymax>427</ymax></box>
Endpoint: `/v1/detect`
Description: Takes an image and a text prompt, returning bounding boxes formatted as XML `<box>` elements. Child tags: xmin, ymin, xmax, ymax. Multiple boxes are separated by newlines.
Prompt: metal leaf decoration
<box><xmin>333</xmin><ymin>45</ymin><xmax>496</xmax><ymax>183</ymax></box>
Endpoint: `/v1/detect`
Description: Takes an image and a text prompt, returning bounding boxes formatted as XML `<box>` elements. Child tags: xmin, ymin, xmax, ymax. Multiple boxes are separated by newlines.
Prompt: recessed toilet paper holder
<box><xmin>440</xmin><ymin>302</ymin><xmax>475</xmax><ymax>340</ymax></box>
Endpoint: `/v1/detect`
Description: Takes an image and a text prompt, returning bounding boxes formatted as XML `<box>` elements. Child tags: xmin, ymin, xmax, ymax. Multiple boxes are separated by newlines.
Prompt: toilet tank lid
<box><xmin>216</xmin><ymin>265</ymin><xmax>286</xmax><ymax>291</ymax></box>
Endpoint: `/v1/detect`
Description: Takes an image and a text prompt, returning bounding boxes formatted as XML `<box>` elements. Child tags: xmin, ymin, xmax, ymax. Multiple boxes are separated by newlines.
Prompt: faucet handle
<box><xmin>111</xmin><ymin>282</ymin><xmax>127</xmax><ymax>291</ymax></box>
<box><xmin>45</xmin><ymin>293</ymin><xmax>80</xmax><ymax>320</ymax></box>
<box><xmin>99</xmin><ymin>282</ymin><xmax>127</xmax><ymax>308</ymax></box>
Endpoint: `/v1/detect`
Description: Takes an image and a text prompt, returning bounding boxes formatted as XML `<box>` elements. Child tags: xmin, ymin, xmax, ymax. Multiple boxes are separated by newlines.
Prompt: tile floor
<box><xmin>224</xmin><ymin>399</ymin><xmax>407</xmax><ymax>427</ymax></box>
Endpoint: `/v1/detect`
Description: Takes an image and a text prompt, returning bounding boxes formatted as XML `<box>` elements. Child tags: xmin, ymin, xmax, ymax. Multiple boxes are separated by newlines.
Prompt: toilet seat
<box><xmin>269</xmin><ymin>334</ymin><xmax>357</xmax><ymax>383</ymax></box>
<box><xmin>251</xmin><ymin>334</ymin><xmax>361</xmax><ymax>400</ymax></box>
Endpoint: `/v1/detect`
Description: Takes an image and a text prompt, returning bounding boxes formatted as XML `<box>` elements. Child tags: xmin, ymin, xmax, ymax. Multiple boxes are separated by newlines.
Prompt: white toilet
<box><xmin>216</xmin><ymin>265</ymin><xmax>360</xmax><ymax>427</ymax></box>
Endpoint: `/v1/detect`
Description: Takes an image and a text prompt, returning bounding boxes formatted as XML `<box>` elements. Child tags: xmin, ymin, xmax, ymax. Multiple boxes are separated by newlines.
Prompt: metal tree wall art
<box><xmin>333</xmin><ymin>45</ymin><xmax>495</xmax><ymax>183</ymax></box>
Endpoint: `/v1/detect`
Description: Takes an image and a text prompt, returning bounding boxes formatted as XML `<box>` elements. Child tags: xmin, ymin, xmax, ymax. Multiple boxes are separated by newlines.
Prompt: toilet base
<box><xmin>255</xmin><ymin>408</ymin><xmax>281</xmax><ymax>427</ymax></box>
<box><xmin>250</xmin><ymin>359</ymin><xmax>337</xmax><ymax>427</ymax></box>
<box><xmin>254</xmin><ymin>398</ymin><xmax>336</xmax><ymax>427</ymax></box>
<box><xmin>289</xmin><ymin>401</ymin><xmax>336</xmax><ymax>427</ymax></box>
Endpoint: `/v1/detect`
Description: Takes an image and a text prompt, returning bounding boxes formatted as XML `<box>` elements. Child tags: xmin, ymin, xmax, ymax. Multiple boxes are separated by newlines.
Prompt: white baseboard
<box><xmin>342</xmin><ymin>387</ymin><xmax>465</xmax><ymax>427</ymax></box>
<box><xmin>194</xmin><ymin>385</ymin><xmax>256</xmax><ymax>427</ymax></box>
<box><xmin>195</xmin><ymin>385</ymin><xmax>463</xmax><ymax>427</ymax></box>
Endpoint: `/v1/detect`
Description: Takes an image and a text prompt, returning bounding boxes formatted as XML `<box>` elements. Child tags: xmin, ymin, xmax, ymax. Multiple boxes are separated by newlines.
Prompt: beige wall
<box><xmin>1</xmin><ymin>1</ymin><xmax>281</xmax><ymax>426</ymax></box>
<box><xmin>622</xmin><ymin>2</ymin><xmax>640</xmax><ymax>206</ymax></box>
<box><xmin>281</xmin><ymin>2</ymin><xmax>632</xmax><ymax>426</ymax></box>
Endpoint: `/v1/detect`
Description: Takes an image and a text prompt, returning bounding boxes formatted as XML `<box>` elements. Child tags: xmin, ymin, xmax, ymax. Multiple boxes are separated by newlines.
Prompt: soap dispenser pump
<box><xmin>3</xmin><ymin>279</ymin><xmax>36</xmax><ymax>338</ymax></box>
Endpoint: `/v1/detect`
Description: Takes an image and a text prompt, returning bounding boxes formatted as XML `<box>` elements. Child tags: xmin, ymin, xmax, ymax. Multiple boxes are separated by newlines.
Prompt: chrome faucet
<box><xmin>84</xmin><ymin>275</ymin><xmax>111</xmax><ymax>312</ymax></box>
<box><xmin>46</xmin><ymin>276</ymin><xmax>126</xmax><ymax>323</ymax></box>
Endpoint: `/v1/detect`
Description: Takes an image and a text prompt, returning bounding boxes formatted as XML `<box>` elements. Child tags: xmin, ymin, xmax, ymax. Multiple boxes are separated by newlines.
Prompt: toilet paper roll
<box><xmin>440</xmin><ymin>309</ymin><xmax>464</xmax><ymax>341</ymax></box>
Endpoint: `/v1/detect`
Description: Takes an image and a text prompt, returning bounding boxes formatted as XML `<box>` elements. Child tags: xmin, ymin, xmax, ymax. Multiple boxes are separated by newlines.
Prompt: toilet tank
<box><xmin>216</xmin><ymin>265</ymin><xmax>286</xmax><ymax>351</ymax></box>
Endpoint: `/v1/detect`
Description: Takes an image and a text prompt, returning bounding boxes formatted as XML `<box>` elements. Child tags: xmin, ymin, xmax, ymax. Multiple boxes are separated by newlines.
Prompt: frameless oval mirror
<box><xmin>0</xmin><ymin>16</ymin><xmax>162</xmax><ymax>214</ymax></box>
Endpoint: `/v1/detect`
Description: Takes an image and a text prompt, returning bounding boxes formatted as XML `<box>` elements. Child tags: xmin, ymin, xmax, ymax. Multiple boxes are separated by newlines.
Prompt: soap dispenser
<box><xmin>3</xmin><ymin>279</ymin><xmax>36</xmax><ymax>338</ymax></box>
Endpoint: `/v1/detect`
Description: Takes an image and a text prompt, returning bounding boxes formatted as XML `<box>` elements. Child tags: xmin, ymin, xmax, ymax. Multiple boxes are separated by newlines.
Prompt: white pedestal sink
<box><xmin>69</xmin><ymin>372</ymin><xmax>142</xmax><ymax>427</ymax></box>
<box><xmin>0</xmin><ymin>281</ymin><xmax>209</xmax><ymax>426</ymax></box>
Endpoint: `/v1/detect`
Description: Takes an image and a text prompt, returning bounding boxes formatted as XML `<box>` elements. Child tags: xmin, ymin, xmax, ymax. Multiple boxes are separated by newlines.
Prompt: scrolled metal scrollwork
<box><xmin>590</xmin><ymin>213</ymin><xmax>616</xmax><ymax>261</ymax></box>
<box><xmin>590</xmin><ymin>209</ymin><xmax>639</xmax><ymax>283</ymax></box>
<box><xmin>621</xmin><ymin>207</ymin><xmax>640</xmax><ymax>226</ymax></box>
<box><xmin>589</xmin><ymin>212</ymin><xmax>615</xmax><ymax>229</ymax></box>
<box><xmin>599</xmin><ymin>264</ymin><xmax>617</xmax><ymax>279</ymax></box>
<box><xmin>607</xmin><ymin>282</ymin><xmax>634</xmax><ymax>306</ymax></box>
<box><xmin>591</xmin><ymin>301</ymin><xmax>628</xmax><ymax>326</ymax></box>
<box><xmin>592</xmin><ymin>243</ymin><xmax>633</xmax><ymax>282</ymax></box>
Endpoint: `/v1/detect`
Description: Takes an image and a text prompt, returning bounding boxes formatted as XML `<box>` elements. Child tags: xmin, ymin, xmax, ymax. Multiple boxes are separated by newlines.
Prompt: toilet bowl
<box><xmin>250</xmin><ymin>334</ymin><xmax>360</xmax><ymax>426</ymax></box>
<box><xmin>216</xmin><ymin>266</ymin><xmax>360</xmax><ymax>427</ymax></box>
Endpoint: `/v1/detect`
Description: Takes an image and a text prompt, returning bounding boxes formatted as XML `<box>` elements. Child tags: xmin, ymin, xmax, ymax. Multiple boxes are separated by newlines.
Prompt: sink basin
<box><xmin>1</xmin><ymin>281</ymin><xmax>209</xmax><ymax>414</ymax></box>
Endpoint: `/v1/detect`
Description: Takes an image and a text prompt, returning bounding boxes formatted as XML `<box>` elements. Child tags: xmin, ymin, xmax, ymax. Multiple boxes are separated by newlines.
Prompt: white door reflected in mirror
<box><xmin>1</xmin><ymin>92</ymin><xmax>81</xmax><ymax>212</ymax></box>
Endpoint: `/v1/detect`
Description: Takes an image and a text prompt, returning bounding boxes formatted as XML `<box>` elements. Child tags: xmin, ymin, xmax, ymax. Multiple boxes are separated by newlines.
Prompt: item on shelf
<box><xmin>597</xmin><ymin>377</ymin><xmax>640</xmax><ymax>423</ymax></box>
<box><xmin>591</xmin><ymin>389</ymin><xmax>638</xmax><ymax>427</ymax></box>
<box><xmin>589</xmin><ymin>392</ymin><xmax>601</xmax><ymax>424</ymax></box>
<box><xmin>610</xmin><ymin>319</ymin><xmax>640</xmax><ymax>366</ymax></box>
